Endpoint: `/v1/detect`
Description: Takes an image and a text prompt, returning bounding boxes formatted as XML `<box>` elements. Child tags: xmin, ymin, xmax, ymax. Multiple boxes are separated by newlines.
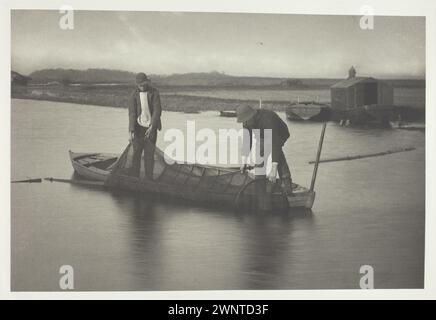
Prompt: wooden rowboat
<box><xmin>67</xmin><ymin>123</ymin><xmax>326</xmax><ymax>212</ymax></box>
<box><xmin>69</xmin><ymin>149</ymin><xmax>315</xmax><ymax>211</ymax></box>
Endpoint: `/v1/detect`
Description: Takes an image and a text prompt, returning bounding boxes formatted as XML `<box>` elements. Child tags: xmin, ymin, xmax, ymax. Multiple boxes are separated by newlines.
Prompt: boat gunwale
<box><xmin>70</xmin><ymin>151</ymin><xmax>311</xmax><ymax>194</ymax></box>
<box><xmin>69</xmin><ymin>150</ymin><xmax>315</xmax><ymax>209</ymax></box>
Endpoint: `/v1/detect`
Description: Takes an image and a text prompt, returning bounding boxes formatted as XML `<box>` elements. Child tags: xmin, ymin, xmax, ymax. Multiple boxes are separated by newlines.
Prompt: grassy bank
<box><xmin>11</xmin><ymin>84</ymin><xmax>293</xmax><ymax>112</ymax></box>
<box><xmin>11</xmin><ymin>83</ymin><xmax>425</xmax><ymax>121</ymax></box>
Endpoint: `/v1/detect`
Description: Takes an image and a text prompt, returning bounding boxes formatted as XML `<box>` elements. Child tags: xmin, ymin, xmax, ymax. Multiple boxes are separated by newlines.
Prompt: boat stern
<box><xmin>286</xmin><ymin>190</ymin><xmax>316</xmax><ymax>209</ymax></box>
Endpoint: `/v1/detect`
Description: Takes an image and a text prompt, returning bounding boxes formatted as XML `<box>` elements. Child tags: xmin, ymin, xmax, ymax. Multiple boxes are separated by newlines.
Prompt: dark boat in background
<box><xmin>220</xmin><ymin>110</ymin><xmax>237</xmax><ymax>118</ymax></box>
<box><xmin>286</xmin><ymin>102</ymin><xmax>331</xmax><ymax>121</ymax></box>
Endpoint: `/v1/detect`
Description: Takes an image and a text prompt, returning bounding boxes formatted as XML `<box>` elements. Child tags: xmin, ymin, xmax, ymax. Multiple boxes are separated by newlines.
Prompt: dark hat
<box><xmin>236</xmin><ymin>105</ymin><xmax>257</xmax><ymax>123</ymax></box>
<box><xmin>135</xmin><ymin>72</ymin><xmax>149</xmax><ymax>84</ymax></box>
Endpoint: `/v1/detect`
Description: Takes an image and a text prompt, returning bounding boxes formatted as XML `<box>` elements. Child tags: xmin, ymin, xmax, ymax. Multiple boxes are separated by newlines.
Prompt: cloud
<box><xmin>11</xmin><ymin>11</ymin><xmax>425</xmax><ymax>78</ymax></box>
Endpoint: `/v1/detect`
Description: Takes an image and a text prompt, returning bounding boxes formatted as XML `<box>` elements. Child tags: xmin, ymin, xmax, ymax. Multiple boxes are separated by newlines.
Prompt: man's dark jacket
<box><xmin>242</xmin><ymin>109</ymin><xmax>290</xmax><ymax>162</ymax></box>
<box><xmin>128</xmin><ymin>86</ymin><xmax>162</xmax><ymax>132</ymax></box>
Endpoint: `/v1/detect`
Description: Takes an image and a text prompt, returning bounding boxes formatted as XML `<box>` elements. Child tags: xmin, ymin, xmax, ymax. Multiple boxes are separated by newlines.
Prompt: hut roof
<box><xmin>331</xmin><ymin>76</ymin><xmax>377</xmax><ymax>89</ymax></box>
<box><xmin>11</xmin><ymin>71</ymin><xmax>31</xmax><ymax>82</ymax></box>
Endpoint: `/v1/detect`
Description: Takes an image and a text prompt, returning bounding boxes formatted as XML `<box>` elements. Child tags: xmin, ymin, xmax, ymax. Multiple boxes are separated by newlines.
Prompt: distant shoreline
<box><xmin>11</xmin><ymin>85</ymin><xmax>295</xmax><ymax>112</ymax></box>
<box><xmin>18</xmin><ymin>68</ymin><xmax>425</xmax><ymax>88</ymax></box>
<box><xmin>11</xmin><ymin>83</ymin><xmax>425</xmax><ymax>122</ymax></box>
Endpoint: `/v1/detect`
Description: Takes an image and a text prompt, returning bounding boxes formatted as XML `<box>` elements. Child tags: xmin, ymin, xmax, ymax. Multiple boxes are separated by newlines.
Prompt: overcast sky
<box><xmin>11</xmin><ymin>10</ymin><xmax>425</xmax><ymax>78</ymax></box>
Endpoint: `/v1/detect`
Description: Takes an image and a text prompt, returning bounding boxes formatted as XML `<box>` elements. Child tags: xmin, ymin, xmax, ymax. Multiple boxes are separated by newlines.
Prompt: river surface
<box><xmin>11</xmin><ymin>99</ymin><xmax>425</xmax><ymax>291</ymax></box>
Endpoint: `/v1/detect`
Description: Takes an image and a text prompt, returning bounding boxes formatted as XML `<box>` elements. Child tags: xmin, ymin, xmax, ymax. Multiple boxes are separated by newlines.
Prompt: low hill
<box><xmin>26</xmin><ymin>68</ymin><xmax>425</xmax><ymax>88</ymax></box>
<box><xmin>29</xmin><ymin>68</ymin><xmax>136</xmax><ymax>85</ymax></box>
<box><xmin>27</xmin><ymin>68</ymin><xmax>334</xmax><ymax>87</ymax></box>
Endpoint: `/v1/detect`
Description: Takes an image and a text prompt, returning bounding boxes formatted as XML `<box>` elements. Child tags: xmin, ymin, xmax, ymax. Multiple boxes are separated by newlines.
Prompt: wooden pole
<box><xmin>44</xmin><ymin>177</ymin><xmax>105</xmax><ymax>187</ymax></box>
<box><xmin>308</xmin><ymin>146</ymin><xmax>416</xmax><ymax>164</ymax></box>
<box><xmin>310</xmin><ymin>122</ymin><xmax>327</xmax><ymax>192</ymax></box>
<box><xmin>11</xmin><ymin>178</ymin><xmax>42</xmax><ymax>183</ymax></box>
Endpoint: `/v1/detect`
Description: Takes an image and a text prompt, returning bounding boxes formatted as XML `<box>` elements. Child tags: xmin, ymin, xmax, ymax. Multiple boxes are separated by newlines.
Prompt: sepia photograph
<box><xmin>9</xmin><ymin>7</ymin><xmax>426</xmax><ymax>292</ymax></box>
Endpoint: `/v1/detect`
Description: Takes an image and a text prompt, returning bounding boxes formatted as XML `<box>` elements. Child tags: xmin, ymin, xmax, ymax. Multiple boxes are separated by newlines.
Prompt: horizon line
<box><xmin>11</xmin><ymin>67</ymin><xmax>426</xmax><ymax>80</ymax></box>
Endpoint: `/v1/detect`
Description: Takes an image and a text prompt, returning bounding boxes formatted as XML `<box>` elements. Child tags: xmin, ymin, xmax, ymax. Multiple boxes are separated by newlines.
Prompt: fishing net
<box><xmin>104</xmin><ymin>138</ymin><xmax>287</xmax><ymax>209</ymax></box>
<box><xmin>105</xmin><ymin>139</ymin><xmax>160</xmax><ymax>183</ymax></box>
<box><xmin>106</xmin><ymin>138</ymin><xmax>249</xmax><ymax>188</ymax></box>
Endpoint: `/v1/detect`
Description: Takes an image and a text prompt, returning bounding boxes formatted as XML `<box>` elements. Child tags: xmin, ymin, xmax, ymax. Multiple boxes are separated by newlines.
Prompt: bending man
<box><xmin>236</xmin><ymin>105</ymin><xmax>293</xmax><ymax>195</ymax></box>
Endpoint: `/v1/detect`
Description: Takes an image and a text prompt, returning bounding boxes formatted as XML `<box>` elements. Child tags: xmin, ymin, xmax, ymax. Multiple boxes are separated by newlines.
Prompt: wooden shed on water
<box><xmin>330</xmin><ymin>67</ymin><xmax>395</xmax><ymax>125</ymax></box>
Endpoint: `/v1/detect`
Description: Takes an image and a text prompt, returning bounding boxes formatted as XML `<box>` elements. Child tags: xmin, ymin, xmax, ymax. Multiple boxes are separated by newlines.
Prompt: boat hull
<box><xmin>220</xmin><ymin>111</ymin><xmax>237</xmax><ymax>118</ymax></box>
<box><xmin>69</xmin><ymin>151</ymin><xmax>315</xmax><ymax>211</ymax></box>
<box><xmin>286</xmin><ymin>103</ymin><xmax>331</xmax><ymax>122</ymax></box>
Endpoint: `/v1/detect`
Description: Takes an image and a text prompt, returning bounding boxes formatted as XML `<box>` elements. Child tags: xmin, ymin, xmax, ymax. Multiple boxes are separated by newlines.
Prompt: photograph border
<box><xmin>1</xmin><ymin>0</ymin><xmax>434</xmax><ymax>299</ymax></box>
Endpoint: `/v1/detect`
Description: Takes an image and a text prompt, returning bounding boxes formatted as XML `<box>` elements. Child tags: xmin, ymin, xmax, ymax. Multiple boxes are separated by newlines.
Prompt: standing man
<box><xmin>128</xmin><ymin>72</ymin><xmax>162</xmax><ymax>179</ymax></box>
<box><xmin>236</xmin><ymin>105</ymin><xmax>293</xmax><ymax>195</ymax></box>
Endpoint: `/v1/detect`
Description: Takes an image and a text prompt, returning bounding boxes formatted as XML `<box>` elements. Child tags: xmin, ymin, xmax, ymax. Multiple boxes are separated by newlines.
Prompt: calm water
<box><xmin>11</xmin><ymin>99</ymin><xmax>425</xmax><ymax>291</ymax></box>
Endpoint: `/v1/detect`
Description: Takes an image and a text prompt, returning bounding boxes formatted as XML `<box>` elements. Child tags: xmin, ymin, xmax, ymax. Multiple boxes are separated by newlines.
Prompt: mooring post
<box><xmin>310</xmin><ymin>122</ymin><xmax>327</xmax><ymax>192</ymax></box>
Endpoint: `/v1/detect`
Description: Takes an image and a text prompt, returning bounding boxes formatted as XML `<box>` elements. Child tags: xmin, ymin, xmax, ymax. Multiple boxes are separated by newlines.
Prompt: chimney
<box><xmin>348</xmin><ymin>66</ymin><xmax>356</xmax><ymax>78</ymax></box>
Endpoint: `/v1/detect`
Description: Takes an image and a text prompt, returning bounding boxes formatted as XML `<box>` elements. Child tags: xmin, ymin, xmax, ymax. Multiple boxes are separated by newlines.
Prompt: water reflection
<box><xmin>238</xmin><ymin>209</ymin><xmax>315</xmax><ymax>289</ymax></box>
<box><xmin>104</xmin><ymin>187</ymin><xmax>315</xmax><ymax>290</ymax></box>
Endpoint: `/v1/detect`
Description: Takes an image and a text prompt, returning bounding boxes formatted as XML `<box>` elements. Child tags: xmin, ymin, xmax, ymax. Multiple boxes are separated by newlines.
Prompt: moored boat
<box><xmin>286</xmin><ymin>102</ymin><xmax>331</xmax><ymax>121</ymax></box>
<box><xmin>220</xmin><ymin>110</ymin><xmax>237</xmax><ymax>118</ymax></box>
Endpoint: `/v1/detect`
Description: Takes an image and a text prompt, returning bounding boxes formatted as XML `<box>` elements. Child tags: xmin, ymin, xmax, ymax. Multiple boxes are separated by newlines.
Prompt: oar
<box><xmin>44</xmin><ymin>177</ymin><xmax>105</xmax><ymax>187</ymax></box>
<box><xmin>11</xmin><ymin>178</ymin><xmax>42</xmax><ymax>183</ymax></box>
